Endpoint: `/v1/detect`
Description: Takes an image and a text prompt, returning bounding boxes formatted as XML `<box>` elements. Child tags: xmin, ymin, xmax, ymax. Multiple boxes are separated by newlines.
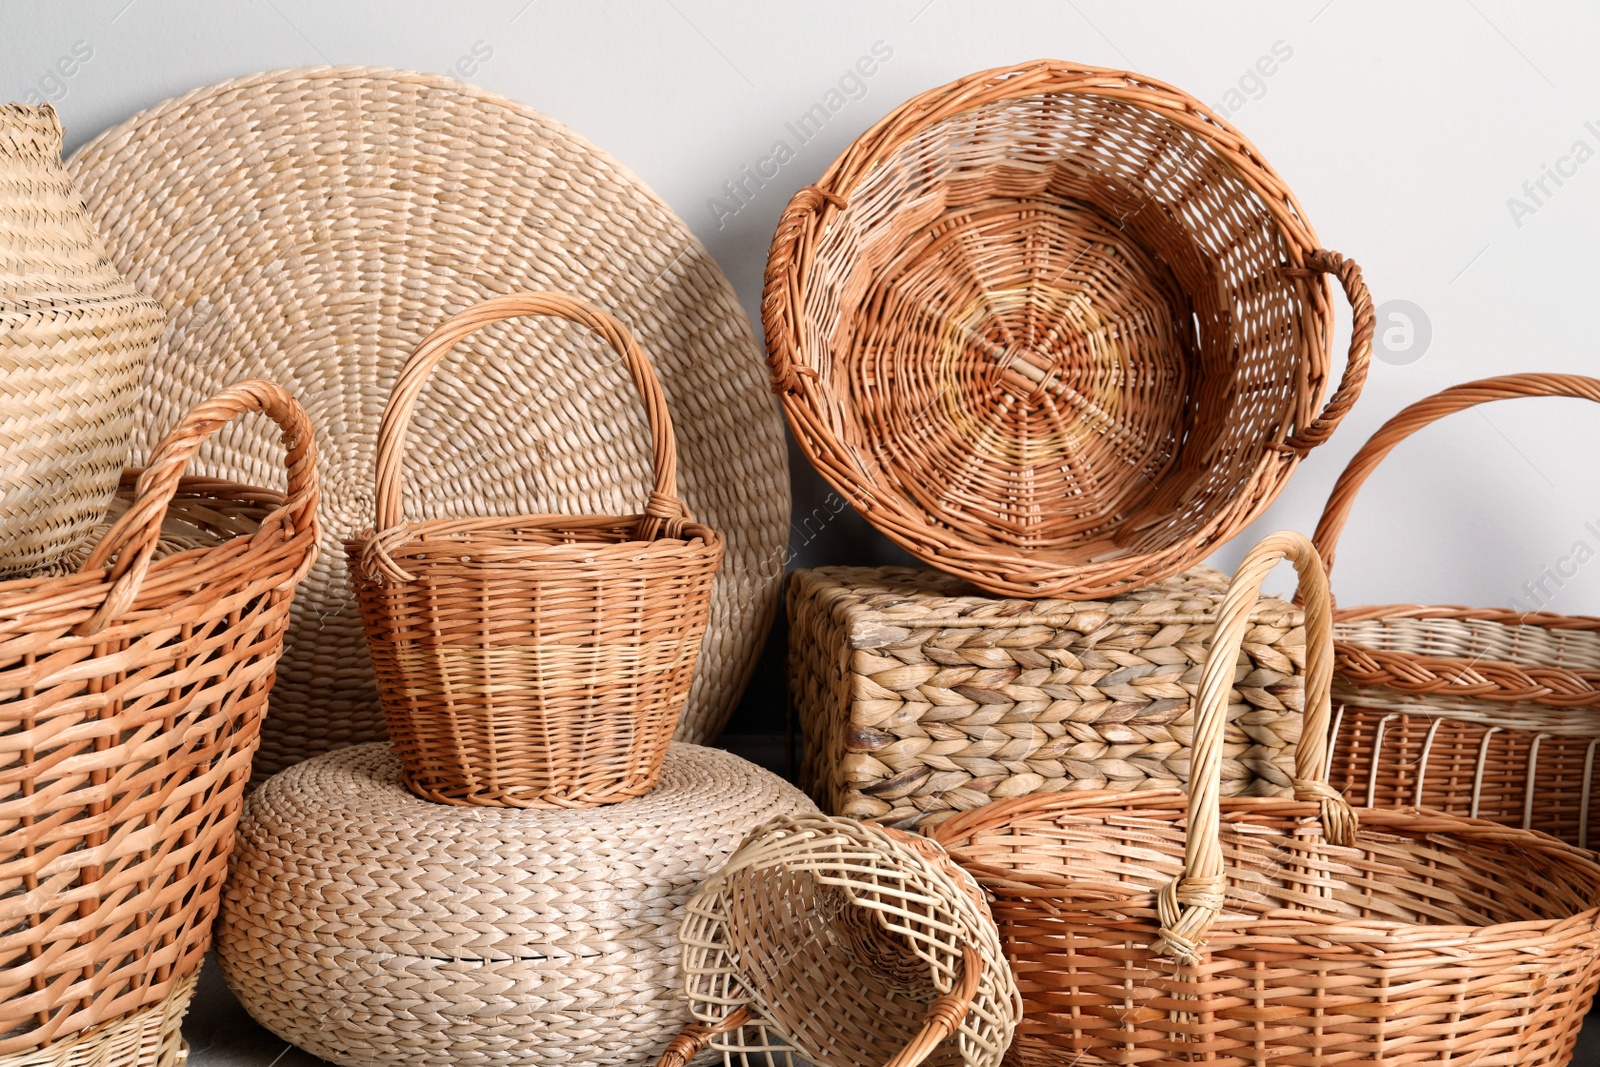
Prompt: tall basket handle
<box><xmin>367</xmin><ymin>292</ymin><xmax>690</xmax><ymax>583</ymax></box>
<box><xmin>1313</xmin><ymin>373</ymin><xmax>1600</xmax><ymax>577</ymax></box>
<box><xmin>1152</xmin><ymin>530</ymin><xmax>1354</xmax><ymax>967</ymax></box>
<box><xmin>1279</xmin><ymin>250</ymin><xmax>1375</xmax><ymax>455</ymax></box>
<box><xmin>654</xmin><ymin>945</ymin><xmax>983</xmax><ymax>1067</ymax></box>
<box><xmin>74</xmin><ymin>379</ymin><xmax>321</xmax><ymax>636</ymax></box>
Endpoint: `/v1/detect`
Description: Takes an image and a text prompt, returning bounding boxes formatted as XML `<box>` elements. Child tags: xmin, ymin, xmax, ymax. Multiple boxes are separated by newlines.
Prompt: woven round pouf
<box><xmin>216</xmin><ymin>743</ymin><xmax>815</xmax><ymax>1067</ymax></box>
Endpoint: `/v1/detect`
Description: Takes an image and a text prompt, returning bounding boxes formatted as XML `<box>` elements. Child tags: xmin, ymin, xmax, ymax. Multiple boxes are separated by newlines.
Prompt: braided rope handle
<box><xmin>367</xmin><ymin>292</ymin><xmax>691</xmax><ymax>582</ymax></box>
<box><xmin>74</xmin><ymin>379</ymin><xmax>321</xmax><ymax>635</ymax></box>
<box><xmin>1279</xmin><ymin>250</ymin><xmax>1374</xmax><ymax>455</ymax></box>
<box><xmin>1153</xmin><ymin>531</ymin><xmax>1355</xmax><ymax>966</ymax></box>
<box><xmin>1314</xmin><ymin>373</ymin><xmax>1600</xmax><ymax>575</ymax></box>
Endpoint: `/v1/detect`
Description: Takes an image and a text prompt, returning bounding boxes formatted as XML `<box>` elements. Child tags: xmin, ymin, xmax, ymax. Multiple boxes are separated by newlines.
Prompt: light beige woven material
<box><xmin>0</xmin><ymin>381</ymin><xmax>319</xmax><ymax>1057</ymax></box>
<box><xmin>67</xmin><ymin>66</ymin><xmax>789</xmax><ymax>777</ymax></box>
<box><xmin>0</xmin><ymin>103</ymin><xmax>164</xmax><ymax>577</ymax></box>
<box><xmin>936</xmin><ymin>531</ymin><xmax>1600</xmax><ymax>1067</ymax></box>
<box><xmin>764</xmin><ymin>61</ymin><xmax>1373</xmax><ymax>599</ymax></box>
<box><xmin>0</xmin><ymin>975</ymin><xmax>193</xmax><ymax>1067</ymax></box>
<box><xmin>790</xmin><ymin>565</ymin><xmax>1305</xmax><ymax>829</ymax></box>
<box><xmin>662</xmin><ymin>813</ymin><xmax>1020</xmax><ymax>1067</ymax></box>
<box><xmin>348</xmin><ymin>293</ymin><xmax>723</xmax><ymax>807</ymax></box>
<box><xmin>1316</xmin><ymin>374</ymin><xmax>1600</xmax><ymax>846</ymax></box>
<box><xmin>216</xmin><ymin>742</ymin><xmax>816</xmax><ymax>1067</ymax></box>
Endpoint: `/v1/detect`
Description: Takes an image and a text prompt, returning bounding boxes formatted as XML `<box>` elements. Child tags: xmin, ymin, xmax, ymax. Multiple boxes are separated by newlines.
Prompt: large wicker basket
<box><xmin>0</xmin><ymin>380</ymin><xmax>320</xmax><ymax>1058</ymax></box>
<box><xmin>764</xmin><ymin>61</ymin><xmax>1373</xmax><ymax>599</ymax></box>
<box><xmin>347</xmin><ymin>292</ymin><xmax>723</xmax><ymax>807</ymax></box>
<box><xmin>1319</xmin><ymin>374</ymin><xmax>1600</xmax><ymax>846</ymax></box>
<box><xmin>659</xmin><ymin>813</ymin><xmax>1019</xmax><ymax>1067</ymax></box>
<box><xmin>936</xmin><ymin>531</ymin><xmax>1600</xmax><ymax>1067</ymax></box>
<box><xmin>0</xmin><ymin>104</ymin><xmax>165</xmax><ymax>577</ymax></box>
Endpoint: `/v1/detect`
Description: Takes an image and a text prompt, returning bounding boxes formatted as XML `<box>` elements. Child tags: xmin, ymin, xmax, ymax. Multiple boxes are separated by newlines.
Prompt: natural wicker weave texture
<box><xmin>1317</xmin><ymin>374</ymin><xmax>1600</xmax><ymax>845</ymax></box>
<box><xmin>348</xmin><ymin>292</ymin><xmax>723</xmax><ymax>807</ymax></box>
<box><xmin>789</xmin><ymin>565</ymin><xmax>1306</xmax><ymax>828</ymax></box>
<box><xmin>0</xmin><ymin>381</ymin><xmax>319</xmax><ymax>1056</ymax></box>
<box><xmin>765</xmin><ymin>60</ymin><xmax>1373</xmax><ymax>598</ymax></box>
<box><xmin>0</xmin><ymin>975</ymin><xmax>194</xmax><ymax>1067</ymax></box>
<box><xmin>663</xmin><ymin>813</ymin><xmax>1019</xmax><ymax>1067</ymax></box>
<box><xmin>67</xmin><ymin>66</ymin><xmax>789</xmax><ymax>776</ymax></box>
<box><xmin>0</xmin><ymin>104</ymin><xmax>164</xmax><ymax>577</ymax></box>
<box><xmin>216</xmin><ymin>743</ymin><xmax>816</xmax><ymax>1067</ymax></box>
<box><xmin>937</xmin><ymin>531</ymin><xmax>1600</xmax><ymax>1067</ymax></box>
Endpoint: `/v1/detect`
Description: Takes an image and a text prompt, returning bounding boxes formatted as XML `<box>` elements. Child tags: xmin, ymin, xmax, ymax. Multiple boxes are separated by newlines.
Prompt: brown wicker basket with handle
<box><xmin>936</xmin><ymin>531</ymin><xmax>1600</xmax><ymax>1067</ymax></box>
<box><xmin>347</xmin><ymin>292</ymin><xmax>723</xmax><ymax>808</ymax></box>
<box><xmin>1318</xmin><ymin>374</ymin><xmax>1600</xmax><ymax>846</ymax></box>
<box><xmin>0</xmin><ymin>379</ymin><xmax>320</xmax><ymax>1059</ymax></box>
<box><xmin>764</xmin><ymin>60</ymin><xmax>1374</xmax><ymax>599</ymax></box>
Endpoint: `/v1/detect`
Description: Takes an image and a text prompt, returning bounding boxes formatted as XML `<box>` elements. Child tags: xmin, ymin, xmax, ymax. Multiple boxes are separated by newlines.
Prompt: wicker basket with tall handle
<box><xmin>765</xmin><ymin>60</ymin><xmax>1374</xmax><ymax>599</ymax></box>
<box><xmin>657</xmin><ymin>813</ymin><xmax>1019</xmax><ymax>1067</ymax></box>
<box><xmin>347</xmin><ymin>292</ymin><xmax>723</xmax><ymax>807</ymax></box>
<box><xmin>0</xmin><ymin>103</ymin><xmax>165</xmax><ymax>577</ymax></box>
<box><xmin>0</xmin><ymin>379</ymin><xmax>320</xmax><ymax>1061</ymax></box>
<box><xmin>1317</xmin><ymin>374</ymin><xmax>1600</xmax><ymax>846</ymax></box>
<box><xmin>936</xmin><ymin>530</ymin><xmax>1600</xmax><ymax>1067</ymax></box>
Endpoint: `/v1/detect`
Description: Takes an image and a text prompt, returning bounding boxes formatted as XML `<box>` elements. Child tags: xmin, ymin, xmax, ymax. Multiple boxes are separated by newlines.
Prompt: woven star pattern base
<box><xmin>216</xmin><ymin>743</ymin><xmax>816</xmax><ymax>1067</ymax></box>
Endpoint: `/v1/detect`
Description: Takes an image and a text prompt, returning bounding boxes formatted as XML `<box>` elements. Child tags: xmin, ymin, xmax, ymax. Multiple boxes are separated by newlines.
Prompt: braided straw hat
<box><xmin>661</xmin><ymin>813</ymin><xmax>1019</xmax><ymax>1067</ymax></box>
<box><xmin>67</xmin><ymin>67</ymin><xmax>789</xmax><ymax>776</ymax></box>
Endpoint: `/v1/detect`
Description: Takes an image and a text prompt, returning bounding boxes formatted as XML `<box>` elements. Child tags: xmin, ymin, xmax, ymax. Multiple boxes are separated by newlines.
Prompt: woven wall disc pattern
<box><xmin>216</xmin><ymin>742</ymin><xmax>816</xmax><ymax>1067</ymax></box>
<box><xmin>66</xmin><ymin>67</ymin><xmax>789</xmax><ymax>776</ymax></box>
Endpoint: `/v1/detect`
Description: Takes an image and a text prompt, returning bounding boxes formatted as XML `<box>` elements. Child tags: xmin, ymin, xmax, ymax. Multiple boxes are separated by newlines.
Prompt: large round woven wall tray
<box><xmin>765</xmin><ymin>60</ymin><xmax>1374</xmax><ymax>599</ymax></box>
<box><xmin>68</xmin><ymin>66</ymin><xmax>789</xmax><ymax>775</ymax></box>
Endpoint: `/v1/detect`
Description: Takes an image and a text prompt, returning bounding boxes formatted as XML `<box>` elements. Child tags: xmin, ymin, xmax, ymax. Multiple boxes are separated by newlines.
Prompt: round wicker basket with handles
<box><xmin>347</xmin><ymin>292</ymin><xmax>723</xmax><ymax>807</ymax></box>
<box><xmin>765</xmin><ymin>60</ymin><xmax>1374</xmax><ymax>599</ymax></box>
<box><xmin>0</xmin><ymin>103</ymin><xmax>165</xmax><ymax>577</ymax></box>
<box><xmin>659</xmin><ymin>812</ymin><xmax>1019</xmax><ymax>1067</ymax></box>
<box><xmin>936</xmin><ymin>531</ymin><xmax>1600</xmax><ymax>1067</ymax></box>
<box><xmin>0</xmin><ymin>380</ymin><xmax>320</xmax><ymax>1062</ymax></box>
<box><xmin>1317</xmin><ymin>374</ymin><xmax>1600</xmax><ymax>846</ymax></box>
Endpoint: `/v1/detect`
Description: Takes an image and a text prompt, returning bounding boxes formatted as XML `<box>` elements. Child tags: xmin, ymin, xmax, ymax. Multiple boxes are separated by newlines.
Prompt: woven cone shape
<box><xmin>0</xmin><ymin>104</ymin><xmax>164</xmax><ymax>576</ymax></box>
<box><xmin>67</xmin><ymin>67</ymin><xmax>789</xmax><ymax>778</ymax></box>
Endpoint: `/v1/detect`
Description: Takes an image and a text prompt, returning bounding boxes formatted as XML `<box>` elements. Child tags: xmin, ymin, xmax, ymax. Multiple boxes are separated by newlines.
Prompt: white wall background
<box><xmin>5</xmin><ymin>0</ymin><xmax>1600</xmax><ymax>728</ymax></box>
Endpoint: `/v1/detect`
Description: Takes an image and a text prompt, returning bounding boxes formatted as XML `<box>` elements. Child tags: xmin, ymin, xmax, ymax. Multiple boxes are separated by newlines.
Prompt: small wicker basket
<box><xmin>0</xmin><ymin>103</ymin><xmax>165</xmax><ymax>577</ymax></box>
<box><xmin>1319</xmin><ymin>374</ymin><xmax>1600</xmax><ymax>846</ymax></box>
<box><xmin>0</xmin><ymin>380</ymin><xmax>320</xmax><ymax>1058</ymax></box>
<box><xmin>659</xmin><ymin>813</ymin><xmax>1019</xmax><ymax>1067</ymax></box>
<box><xmin>765</xmin><ymin>61</ymin><xmax>1373</xmax><ymax>599</ymax></box>
<box><xmin>936</xmin><ymin>531</ymin><xmax>1600</xmax><ymax>1067</ymax></box>
<box><xmin>348</xmin><ymin>292</ymin><xmax>723</xmax><ymax>807</ymax></box>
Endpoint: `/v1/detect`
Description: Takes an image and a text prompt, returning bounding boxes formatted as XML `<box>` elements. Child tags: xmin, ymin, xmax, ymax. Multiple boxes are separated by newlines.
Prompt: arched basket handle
<box><xmin>74</xmin><ymin>379</ymin><xmax>321</xmax><ymax>635</ymax></box>
<box><xmin>1153</xmin><ymin>531</ymin><xmax>1355</xmax><ymax>966</ymax></box>
<box><xmin>1280</xmin><ymin>250</ymin><xmax>1375</xmax><ymax>456</ymax></box>
<box><xmin>368</xmin><ymin>292</ymin><xmax>692</xmax><ymax>582</ymax></box>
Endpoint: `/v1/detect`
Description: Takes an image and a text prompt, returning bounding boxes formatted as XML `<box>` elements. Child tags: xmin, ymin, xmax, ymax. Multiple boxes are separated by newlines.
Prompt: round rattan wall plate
<box><xmin>68</xmin><ymin>67</ymin><xmax>789</xmax><ymax>775</ymax></box>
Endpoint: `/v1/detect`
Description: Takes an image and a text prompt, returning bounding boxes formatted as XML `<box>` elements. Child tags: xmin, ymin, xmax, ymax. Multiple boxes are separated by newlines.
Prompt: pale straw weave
<box><xmin>0</xmin><ymin>104</ymin><xmax>164</xmax><ymax>577</ymax></box>
<box><xmin>66</xmin><ymin>67</ymin><xmax>789</xmax><ymax>777</ymax></box>
<box><xmin>0</xmin><ymin>974</ymin><xmax>194</xmax><ymax>1067</ymax></box>
<box><xmin>216</xmin><ymin>742</ymin><xmax>816</xmax><ymax>1067</ymax></box>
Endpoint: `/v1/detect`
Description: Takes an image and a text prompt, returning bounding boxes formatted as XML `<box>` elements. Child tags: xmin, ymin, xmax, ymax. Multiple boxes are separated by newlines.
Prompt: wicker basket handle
<box><xmin>372</xmin><ymin>292</ymin><xmax>690</xmax><ymax>557</ymax></box>
<box><xmin>1313</xmin><ymin>373</ymin><xmax>1600</xmax><ymax>576</ymax></box>
<box><xmin>1152</xmin><ymin>530</ymin><xmax>1353</xmax><ymax>967</ymax></box>
<box><xmin>74</xmin><ymin>378</ymin><xmax>321</xmax><ymax>636</ymax></box>
<box><xmin>1279</xmin><ymin>250</ymin><xmax>1375</xmax><ymax>455</ymax></box>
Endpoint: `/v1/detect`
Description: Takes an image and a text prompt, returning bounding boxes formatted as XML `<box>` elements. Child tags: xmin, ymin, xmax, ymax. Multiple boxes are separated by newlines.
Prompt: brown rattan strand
<box><xmin>662</xmin><ymin>813</ymin><xmax>1019</xmax><ymax>1067</ymax></box>
<box><xmin>347</xmin><ymin>292</ymin><xmax>722</xmax><ymax>807</ymax></box>
<box><xmin>1313</xmin><ymin>374</ymin><xmax>1600</xmax><ymax>845</ymax></box>
<box><xmin>68</xmin><ymin>67</ymin><xmax>789</xmax><ymax>775</ymax></box>
<box><xmin>216</xmin><ymin>742</ymin><xmax>817</xmax><ymax>1067</ymax></box>
<box><xmin>936</xmin><ymin>531</ymin><xmax>1600</xmax><ymax>1067</ymax></box>
<box><xmin>788</xmin><ymin>565</ymin><xmax>1306</xmax><ymax>829</ymax></box>
<box><xmin>764</xmin><ymin>60</ymin><xmax>1373</xmax><ymax>599</ymax></box>
<box><xmin>0</xmin><ymin>104</ymin><xmax>164</xmax><ymax>577</ymax></box>
<box><xmin>0</xmin><ymin>380</ymin><xmax>320</xmax><ymax>1056</ymax></box>
<box><xmin>0</xmin><ymin>973</ymin><xmax>194</xmax><ymax>1067</ymax></box>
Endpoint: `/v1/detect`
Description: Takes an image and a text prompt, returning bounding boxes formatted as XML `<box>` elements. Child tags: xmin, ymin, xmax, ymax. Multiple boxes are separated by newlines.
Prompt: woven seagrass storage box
<box><xmin>791</xmin><ymin>565</ymin><xmax>1306</xmax><ymax>829</ymax></box>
